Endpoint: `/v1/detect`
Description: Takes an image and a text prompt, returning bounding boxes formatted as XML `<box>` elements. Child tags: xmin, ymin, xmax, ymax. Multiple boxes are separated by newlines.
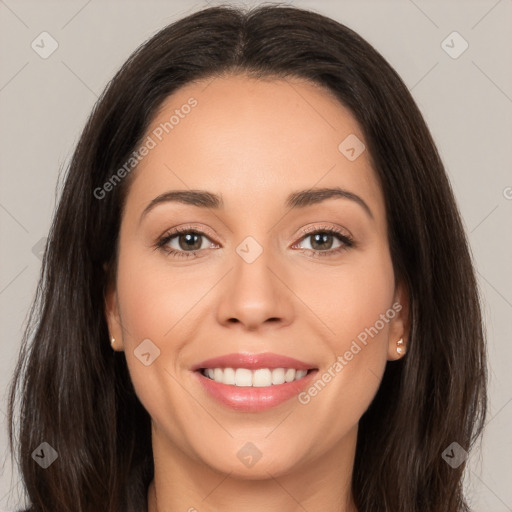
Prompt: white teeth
<box><xmin>201</xmin><ymin>367</ymin><xmax>310</xmax><ymax>386</ymax></box>
<box><xmin>235</xmin><ymin>368</ymin><xmax>252</xmax><ymax>387</ymax></box>
<box><xmin>213</xmin><ymin>368</ymin><xmax>223</xmax><ymax>383</ymax></box>
<box><xmin>253</xmin><ymin>369</ymin><xmax>272</xmax><ymax>387</ymax></box>
<box><xmin>223</xmin><ymin>367</ymin><xmax>236</xmax><ymax>385</ymax></box>
<box><xmin>285</xmin><ymin>368</ymin><xmax>295</xmax><ymax>382</ymax></box>
<box><xmin>271</xmin><ymin>368</ymin><xmax>286</xmax><ymax>385</ymax></box>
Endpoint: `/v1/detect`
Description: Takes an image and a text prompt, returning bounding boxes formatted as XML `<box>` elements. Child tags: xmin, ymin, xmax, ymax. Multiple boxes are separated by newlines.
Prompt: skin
<box><xmin>105</xmin><ymin>74</ymin><xmax>409</xmax><ymax>512</ymax></box>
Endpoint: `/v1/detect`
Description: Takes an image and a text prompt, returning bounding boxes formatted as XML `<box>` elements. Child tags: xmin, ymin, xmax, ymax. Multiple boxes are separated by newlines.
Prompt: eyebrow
<box><xmin>139</xmin><ymin>186</ymin><xmax>373</xmax><ymax>223</ymax></box>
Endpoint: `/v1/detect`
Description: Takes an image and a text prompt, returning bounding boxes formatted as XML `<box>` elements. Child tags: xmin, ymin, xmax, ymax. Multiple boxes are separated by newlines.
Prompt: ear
<box><xmin>386</xmin><ymin>279</ymin><xmax>410</xmax><ymax>361</ymax></box>
<box><xmin>104</xmin><ymin>263</ymin><xmax>125</xmax><ymax>352</ymax></box>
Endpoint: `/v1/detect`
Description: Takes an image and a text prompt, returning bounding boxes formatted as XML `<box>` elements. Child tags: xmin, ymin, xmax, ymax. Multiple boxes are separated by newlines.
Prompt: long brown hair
<box><xmin>7</xmin><ymin>4</ymin><xmax>487</xmax><ymax>511</ymax></box>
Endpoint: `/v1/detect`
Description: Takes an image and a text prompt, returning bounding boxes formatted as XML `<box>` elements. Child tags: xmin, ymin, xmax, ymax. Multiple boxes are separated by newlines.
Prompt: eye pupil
<box><xmin>311</xmin><ymin>233</ymin><xmax>333</xmax><ymax>250</ymax></box>
<box><xmin>179</xmin><ymin>233</ymin><xmax>202</xmax><ymax>251</ymax></box>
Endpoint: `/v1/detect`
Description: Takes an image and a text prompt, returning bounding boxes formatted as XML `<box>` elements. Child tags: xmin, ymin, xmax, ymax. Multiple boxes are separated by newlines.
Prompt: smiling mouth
<box><xmin>198</xmin><ymin>367</ymin><xmax>316</xmax><ymax>387</ymax></box>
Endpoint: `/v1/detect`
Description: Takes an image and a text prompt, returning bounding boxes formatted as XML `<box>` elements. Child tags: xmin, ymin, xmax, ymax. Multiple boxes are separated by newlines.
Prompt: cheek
<box><xmin>114</xmin><ymin>243</ymin><xmax>218</xmax><ymax>405</ymax></box>
<box><xmin>115</xmin><ymin>245</ymin><xmax>208</xmax><ymax>343</ymax></box>
<box><xmin>114</xmin><ymin>247</ymin><xmax>196</xmax><ymax>427</ymax></box>
<box><xmin>301</xmin><ymin>247</ymin><xmax>395</xmax><ymax>348</ymax></box>
<box><xmin>295</xmin><ymin>247</ymin><xmax>395</xmax><ymax>408</ymax></box>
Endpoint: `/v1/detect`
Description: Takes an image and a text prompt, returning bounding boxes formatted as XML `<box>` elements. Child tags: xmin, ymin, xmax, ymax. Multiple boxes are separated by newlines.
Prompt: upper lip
<box><xmin>191</xmin><ymin>352</ymin><xmax>317</xmax><ymax>371</ymax></box>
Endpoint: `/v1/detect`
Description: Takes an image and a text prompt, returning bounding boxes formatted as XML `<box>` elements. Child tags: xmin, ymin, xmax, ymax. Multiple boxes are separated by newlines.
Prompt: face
<box><xmin>105</xmin><ymin>74</ymin><xmax>408</xmax><ymax>479</ymax></box>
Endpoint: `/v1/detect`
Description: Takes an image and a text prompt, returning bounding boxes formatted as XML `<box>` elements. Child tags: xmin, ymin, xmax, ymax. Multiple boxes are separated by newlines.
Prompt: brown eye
<box><xmin>174</xmin><ymin>232</ymin><xmax>203</xmax><ymax>251</ymax></box>
<box><xmin>293</xmin><ymin>227</ymin><xmax>354</xmax><ymax>258</ymax></box>
<box><xmin>156</xmin><ymin>227</ymin><xmax>219</xmax><ymax>259</ymax></box>
<box><xmin>308</xmin><ymin>232</ymin><xmax>336</xmax><ymax>251</ymax></box>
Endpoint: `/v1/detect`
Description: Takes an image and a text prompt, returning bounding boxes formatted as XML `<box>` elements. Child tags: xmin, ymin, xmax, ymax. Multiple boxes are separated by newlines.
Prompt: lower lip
<box><xmin>193</xmin><ymin>369</ymin><xmax>318</xmax><ymax>412</ymax></box>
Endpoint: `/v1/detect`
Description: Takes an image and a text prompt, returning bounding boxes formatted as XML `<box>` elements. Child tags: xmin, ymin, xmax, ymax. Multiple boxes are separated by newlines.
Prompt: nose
<box><xmin>215</xmin><ymin>243</ymin><xmax>294</xmax><ymax>332</ymax></box>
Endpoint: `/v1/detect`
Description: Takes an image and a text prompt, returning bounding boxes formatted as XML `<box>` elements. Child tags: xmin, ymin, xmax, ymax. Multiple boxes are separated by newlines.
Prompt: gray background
<box><xmin>0</xmin><ymin>0</ymin><xmax>511</xmax><ymax>510</ymax></box>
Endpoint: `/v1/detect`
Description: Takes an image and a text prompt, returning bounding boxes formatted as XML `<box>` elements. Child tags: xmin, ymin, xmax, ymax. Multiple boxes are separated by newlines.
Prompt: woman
<box><xmin>7</xmin><ymin>4</ymin><xmax>487</xmax><ymax>512</ymax></box>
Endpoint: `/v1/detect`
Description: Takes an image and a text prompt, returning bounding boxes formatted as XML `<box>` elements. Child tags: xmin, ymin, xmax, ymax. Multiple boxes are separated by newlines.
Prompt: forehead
<box><xmin>124</xmin><ymin>73</ymin><xmax>384</xmax><ymax>224</ymax></box>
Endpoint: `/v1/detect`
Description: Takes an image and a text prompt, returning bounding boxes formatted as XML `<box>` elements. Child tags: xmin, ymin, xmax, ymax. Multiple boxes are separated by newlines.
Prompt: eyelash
<box><xmin>155</xmin><ymin>224</ymin><xmax>355</xmax><ymax>260</ymax></box>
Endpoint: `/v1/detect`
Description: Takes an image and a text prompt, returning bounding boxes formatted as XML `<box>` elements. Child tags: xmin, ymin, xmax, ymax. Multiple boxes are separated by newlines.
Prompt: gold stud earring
<box><xmin>111</xmin><ymin>336</ymin><xmax>116</xmax><ymax>349</ymax></box>
<box><xmin>396</xmin><ymin>338</ymin><xmax>405</xmax><ymax>355</ymax></box>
